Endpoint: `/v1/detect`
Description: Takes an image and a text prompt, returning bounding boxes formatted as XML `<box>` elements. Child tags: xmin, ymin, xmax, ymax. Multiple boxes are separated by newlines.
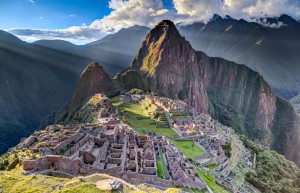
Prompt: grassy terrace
<box><xmin>1</xmin><ymin>166</ymin><xmax>183</xmax><ymax>193</ymax></box>
<box><xmin>0</xmin><ymin>165</ymin><xmax>138</xmax><ymax>193</ymax></box>
<box><xmin>73</xmin><ymin>94</ymin><xmax>104</xmax><ymax>123</ymax></box>
<box><xmin>206</xmin><ymin>163</ymin><xmax>219</xmax><ymax>170</ymax></box>
<box><xmin>111</xmin><ymin>96</ymin><xmax>178</xmax><ymax>137</ymax></box>
<box><xmin>170</xmin><ymin>140</ymin><xmax>230</xmax><ymax>193</ymax></box>
<box><xmin>171</xmin><ymin>140</ymin><xmax>205</xmax><ymax>160</ymax></box>
<box><xmin>195</xmin><ymin>168</ymin><xmax>231</xmax><ymax>193</ymax></box>
<box><xmin>180</xmin><ymin>186</ymin><xmax>207</xmax><ymax>193</ymax></box>
<box><xmin>156</xmin><ymin>156</ymin><xmax>165</xmax><ymax>178</ymax></box>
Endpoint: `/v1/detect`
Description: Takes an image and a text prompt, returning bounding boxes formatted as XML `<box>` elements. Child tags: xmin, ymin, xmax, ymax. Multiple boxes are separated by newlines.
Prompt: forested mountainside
<box><xmin>0</xmin><ymin>31</ymin><xmax>93</xmax><ymax>154</ymax></box>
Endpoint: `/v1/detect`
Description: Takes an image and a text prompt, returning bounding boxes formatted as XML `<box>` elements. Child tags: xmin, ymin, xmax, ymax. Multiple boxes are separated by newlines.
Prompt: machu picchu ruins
<box><xmin>9</xmin><ymin>92</ymin><xmax>258</xmax><ymax>192</ymax></box>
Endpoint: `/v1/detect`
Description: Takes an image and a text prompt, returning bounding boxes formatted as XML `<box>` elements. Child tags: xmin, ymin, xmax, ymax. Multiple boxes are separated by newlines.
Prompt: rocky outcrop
<box><xmin>131</xmin><ymin>20</ymin><xmax>300</xmax><ymax>166</ymax></box>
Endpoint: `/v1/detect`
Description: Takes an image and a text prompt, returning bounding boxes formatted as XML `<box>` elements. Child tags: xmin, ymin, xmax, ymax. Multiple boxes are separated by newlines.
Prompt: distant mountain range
<box><xmin>34</xmin><ymin>25</ymin><xmax>150</xmax><ymax>75</ymax></box>
<box><xmin>1</xmin><ymin>14</ymin><xmax>300</xmax><ymax>155</ymax></box>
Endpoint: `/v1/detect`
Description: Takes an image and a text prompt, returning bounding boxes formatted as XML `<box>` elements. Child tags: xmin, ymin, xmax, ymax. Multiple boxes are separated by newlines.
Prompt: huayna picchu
<box><xmin>1</xmin><ymin>19</ymin><xmax>300</xmax><ymax>193</ymax></box>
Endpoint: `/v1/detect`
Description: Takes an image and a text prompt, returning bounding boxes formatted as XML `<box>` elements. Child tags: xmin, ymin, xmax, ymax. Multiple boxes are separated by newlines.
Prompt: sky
<box><xmin>1</xmin><ymin>0</ymin><xmax>300</xmax><ymax>44</ymax></box>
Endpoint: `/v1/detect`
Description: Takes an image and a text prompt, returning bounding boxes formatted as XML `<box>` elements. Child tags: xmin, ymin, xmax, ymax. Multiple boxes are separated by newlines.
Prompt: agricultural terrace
<box><xmin>171</xmin><ymin>140</ymin><xmax>205</xmax><ymax>160</ymax></box>
<box><xmin>111</xmin><ymin>96</ymin><xmax>178</xmax><ymax>137</ymax></box>
<box><xmin>195</xmin><ymin>168</ymin><xmax>231</xmax><ymax>193</ymax></box>
<box><xmin>73</xmin><ymin>94</ymin><xmax>106</xmax><ymax>123</ymax></box>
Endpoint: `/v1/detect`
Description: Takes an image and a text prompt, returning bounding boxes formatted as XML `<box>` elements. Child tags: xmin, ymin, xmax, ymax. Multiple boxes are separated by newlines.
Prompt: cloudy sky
<box><xmin>1</xmin><ymin>0</ymin><xmax>300</xmax><ymax>44</ymax></box>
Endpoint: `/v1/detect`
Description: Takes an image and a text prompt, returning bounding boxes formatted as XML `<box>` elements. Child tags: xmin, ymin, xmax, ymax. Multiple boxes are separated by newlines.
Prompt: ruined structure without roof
<box><xmin>16</xmin><ymin>93</ymin><xmax>254</xmax><ymax>191</ymax></box>
<box><xmin>17</xmin><ymin>94</ymin><xmax>208</xmax><ymax>190</ymax></box>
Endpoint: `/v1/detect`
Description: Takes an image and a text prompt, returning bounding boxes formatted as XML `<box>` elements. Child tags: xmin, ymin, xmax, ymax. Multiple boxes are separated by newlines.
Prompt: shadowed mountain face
<box><xmin>0</xmin><ymin>26</ymin><xmax>149</xmax><ymax>154</ymax></box>
<box><xmin>129</xmin><ymin>20</ymin><xmax>300</xmax><ymax>166</ymax></box>
<box><xmin>69</xmin><ymin>62</ymin><xmax>114</xmax><ymax>109</ymax></box>
<box><xmin>0</xmin><ymin>30</ymin><xmax>93</xmax><ymax>154</ymax></box>
<box><xmin>177</xmin><ymin>14</ymin><xmax>300</xmax><ymax>99</ymax></box>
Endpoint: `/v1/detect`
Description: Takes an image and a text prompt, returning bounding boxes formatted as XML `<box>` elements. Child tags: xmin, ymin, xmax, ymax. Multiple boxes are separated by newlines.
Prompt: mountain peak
<box><xmin>278</xmin><ymin>14</ymin><xmax>299</xmax><ymax>24</ymax></box>
<box><xmin>132</xmin><ymin>20</ymin><xmax>191</xmax><ymax>73</ymax></box>
<box><xmin>70</xmin><ymin>62</ymin><xmax>113</xmax><ymax>109</ymax></box>
<box><xmin>156</xmin><ymin>20</ymin><xmax>176</xmax><ymax>27</ymax></box>
<box><xmin>81</xmin><ymin>62</ymin><xmax>104</xmax><ymax>77</ymax></box>
<box><xmin>151</xmin><ymin>20</ymin><xmax>178</xmax><ymax>35</ymax></box>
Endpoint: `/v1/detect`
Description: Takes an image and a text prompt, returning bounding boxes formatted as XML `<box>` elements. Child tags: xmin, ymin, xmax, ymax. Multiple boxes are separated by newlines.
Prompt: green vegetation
<box><xmin>128</xmin><ymin>88</ymin><xmax>144</xmax><ymax>95</ymax></box>
<box><xmin>0</xmin><ymin>165</ymin><xmax>182</xmax><ymax>193</ymax></box>
<box><xmin>0</xmin><ymin>148</ymin><xmax>43</xmax><ymax>170</ymax></box>
<box><xmin>221</xmin><ymin>143</ymin><xmax>232</xmax><ymax>157</ymax></box>
<box><xmin>195</xmin><ymin>168</ymin><xmax>230</xmax><ymax>193</ymax></box>
<box><xmin>180</xmin><ymin>186</ymin><xmax>207</xmax><ymax>193</ymax></box>
<box><xmin>0</xmin><ymin>165</ymin><xmax>68</xmax><ymax>193</ymax></box>
<box><xmin>171</xmin><ymin>139</ymin><xmax>228</xmax><ymax>192</ymax></box>
<box><xmin>112</xmin><ymin>97</ymin><xmax>178</xmax><ymax>137</ymax></box>
<box><xmin>240</xmin><ymin>135</ymin><xmax>300</xmax><ymax>193</ymax></box>
<box><xmin>72</xmin><ymin>95</ymin><xmax>105</xmax><ymax>123</ymax></box>
<box><xmin>171</xmin><ymin>140</ymin><xmax>205</xmax><ymax>160</ymax></box>
<box><xmin>0</xmin><ymin>166</ymin><xmax>137</xmax><ymax>193</ymax></box>
<box><xmin>159</xmin><ymin>149</ymin><xmax>170</xmax><ymax>179</ymax></box>
<box><xmin>205</xmin><ymin>163</ymin><xmax>218</xmax><ymax>170</ymax></box>
<box><xmin>156</xmin><ymin>157</ymin><xmax>164</xmax><ymax>179</ymax></box>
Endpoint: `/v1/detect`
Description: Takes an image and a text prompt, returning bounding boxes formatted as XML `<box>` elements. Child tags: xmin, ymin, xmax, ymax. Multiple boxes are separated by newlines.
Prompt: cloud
<box><xmin>6</xmin><ymin>0</ymin><xmax>300</xmax><ymax>44</ymax></box>
<box><xmin>27</xmin><ymin>0</ymin><xmax>34</xmax><ymax>4</ymax></box>
<box><xmin>173</xmin><ymin>0</ymin><xmax>225</xmax><ymax>23</ymax></box>
<box><xmin>7</xmin><ymin>25</ymin><xmax>106</xmax><ymax>43</ymax></box>
<box><xmin>89</xmin><ymin>0</ymin><xmax>173</xmax><ymax>33</ymax></box>
<box><xmin>173</xmin><ymin>0</ymin><xmax>300</xmax><ymax>23</ymax></box>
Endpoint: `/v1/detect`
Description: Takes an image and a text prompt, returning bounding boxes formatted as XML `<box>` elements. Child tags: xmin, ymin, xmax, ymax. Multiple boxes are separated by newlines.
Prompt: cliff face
<box><xmin>132</xmin><ymin>20</ymin><xmax>210</xmax><ymax>113</ymax></box>
<box><xmin>131</xmin><ymin>20</ymin><xmax>300</xmax><ymax>166</ymax></box>
<box><xmin>202</xmin><ymin>56</ymin><xmax>276</xmax><ymax>141</ymax></box>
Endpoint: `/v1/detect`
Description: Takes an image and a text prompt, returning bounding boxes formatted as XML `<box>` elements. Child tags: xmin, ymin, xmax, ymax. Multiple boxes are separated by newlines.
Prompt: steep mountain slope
<box><xmin>69</xmin><ymin>62</ymin><xmax>115</xmax><ymax>108</ymax></box>
<box><xmin>0</xmin><ymin>30</ymin><xmax>92</xmax><ymax>154</ymax></box>
<box><xmin>56</xmin><ymin>62</ymin><xmax>116</xmax><ymax>123</ymax></box>
<box><xmin>177</xmin><ymin>14</ymin><xmax>300</xmax><ymax>99</ymax></box>
<box><xmin>290</xmin><ymin>94</ymin><xmax>300</xmax><ymax>115</ymax></box>
<box><xmin>130</xmin><ymin>20</ymin><xmax>300</xmax><ymax>166</ymax></box>
<box><xmin>34</xmin><ymin>25</ymin><xmax>150</xmax><ymax>75</ymax></box>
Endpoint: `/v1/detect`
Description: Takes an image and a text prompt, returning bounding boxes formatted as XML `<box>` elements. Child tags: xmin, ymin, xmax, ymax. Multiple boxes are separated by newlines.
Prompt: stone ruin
<box><xmin>16</xmin><ymin>93</ymin><xmax>253</xmax><ymax>191</ymax></box>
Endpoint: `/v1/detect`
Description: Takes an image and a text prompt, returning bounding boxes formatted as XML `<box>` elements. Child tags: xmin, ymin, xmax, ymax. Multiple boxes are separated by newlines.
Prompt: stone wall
<box><xmin>18</xmin><ymin>136</ymin><xmax>36</xmax><ymax>149</ymax></box>
<box><xmin>174</xmin><ymin>178</ymin><xmax>206</xmax><ymax>190</ymax></box>
<box><xmin>7</xmin><ymin>158</ymin><xmax>19</xmax><ymax>171</ymax></box>
<box><xmin>21</xmin><ymin>155</ymin><xmax>206</xmax><ymax>191</ymax></box>
<box><xmin>98</xmin><ymin>170</ymin><xmax>173</xmax><ymax>188</ymax></box>
<box><xmin>64</xmin><ymin>135</ymin><xmax>90</xmax><ymax>156</ymax></box>
<box><xmin>21</xmin><ymin>155</ymin><xmax>93</xmax><ymax>175</ymax></box>
<box><xmin>21</xmin><ymin>159</ymin><xmax>38</xmax><ymax>171</ymax></box>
